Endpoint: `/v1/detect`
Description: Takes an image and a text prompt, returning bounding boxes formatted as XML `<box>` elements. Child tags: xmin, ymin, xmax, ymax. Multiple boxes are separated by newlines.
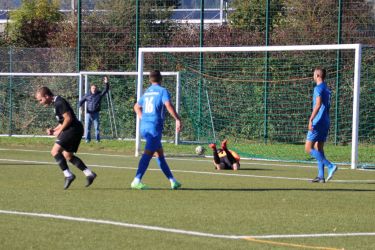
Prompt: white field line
<box><xmin>0</xmin><ymin>209</ymin><xmax>374</xmax><ymax>240</ymax></box>
<box><xmin>1</xmin><ymin>158</ymin><xmax>375</xmax><ymax>183</ymax></box>
<box><xmin>0</xmin><ymin>148</ymin><xmax>354</xmax><ymax>170</ymax></box>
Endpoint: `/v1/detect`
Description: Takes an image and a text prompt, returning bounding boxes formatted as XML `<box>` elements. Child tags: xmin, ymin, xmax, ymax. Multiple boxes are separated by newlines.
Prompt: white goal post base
<box><xmin>136</xmin><ymin>44</ymin><xmax>362</xmax><ymax>170</ymax></box>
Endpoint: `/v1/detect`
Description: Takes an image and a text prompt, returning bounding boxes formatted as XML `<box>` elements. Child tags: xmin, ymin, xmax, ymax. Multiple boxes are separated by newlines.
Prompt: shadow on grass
<box><xmin>235</xmin><ymin>168</ymin><xmax>273</xmax><ymax>171</ymax></box>
<box><xmin>87</xmin><ymin>187</ymin><xmax>375</xmax><ymax>192</ymax></box>
<box><xmin>180</xmin><ymin>187</ymin><xmax>375</xmax><ymax>192</ymax></box>
<box><xmin>0</xmin><ymin>162</ymin><xmax>41</xmax><ymax>166</ymax></box>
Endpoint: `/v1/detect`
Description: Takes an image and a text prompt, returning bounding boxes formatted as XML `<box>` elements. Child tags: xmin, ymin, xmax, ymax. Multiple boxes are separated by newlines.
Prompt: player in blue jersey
<box><xmin>305</xmin><ymin>67</ymin><xmax>337</xmax><ymax>183</ymax></box>
<box><xmin>131</xmin><ymin>70</ymin><xmax>182</xmax><ymax>190</ymax></box>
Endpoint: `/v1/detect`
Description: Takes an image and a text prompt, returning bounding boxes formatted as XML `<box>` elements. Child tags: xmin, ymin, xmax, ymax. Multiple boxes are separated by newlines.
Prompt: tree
<box><xmin>272</xmin><ymin>0</ymin><xmax>375</xmax><ymax>45</ymax></box>
<box><xmin>79</xmin><ymin>0</ymin><xmax>179</xmax><ymax>71</ymax></box>
<box><xmin>228</xmin><ymin>0</ymin><xmax>285</xmax><ymax>32</ymax></box>
<box><xmin>271</xmin><ymin>0</ymin><xmax>339</xmax><ymax>45</ymax></box>
<box><xmin>6</xmin><ymin>0</ymin><xmax>63</xmax><ymax>47</ymax></box>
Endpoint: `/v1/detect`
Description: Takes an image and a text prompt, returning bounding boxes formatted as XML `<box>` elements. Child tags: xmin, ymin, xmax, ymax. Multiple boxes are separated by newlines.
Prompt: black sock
<box><xmin>223</xmin><ymin>148</ymin><xmax>236</xmax><ymax>164</ymax></box>
<box><xmin>54</xmin><ymin>153</ymin><xmax>69</xmax><ymax>171</ymax></box>
<box><xmin>69</xmin><ymin>156</ymin><xmax>87</xmax><ymax>171</ymax></box>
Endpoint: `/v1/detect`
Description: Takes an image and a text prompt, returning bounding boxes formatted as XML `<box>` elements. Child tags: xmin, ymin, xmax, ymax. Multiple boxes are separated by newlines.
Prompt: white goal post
<box><xmin>136</xmin><ymin>44</ymin><xmax>362</xmax><ymax>169</ymax></box>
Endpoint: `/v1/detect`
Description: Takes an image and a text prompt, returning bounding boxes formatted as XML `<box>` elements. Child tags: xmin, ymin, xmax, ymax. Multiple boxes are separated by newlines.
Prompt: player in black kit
<box><xmin>35</xmin><ymin>87</ymin><xmax>97</xmax><ymax>189</ymax></box>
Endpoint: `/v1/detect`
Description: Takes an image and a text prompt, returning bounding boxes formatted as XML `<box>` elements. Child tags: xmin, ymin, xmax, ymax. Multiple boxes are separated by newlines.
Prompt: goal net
<box><xmin>0</xmin><ymin>73</ymin><xmax>80</xmax><ymax>136</ymax></box>
<box><xmin>79</xmin><ymin>71</ymin><xmax>180</xmax><ymax>141</ymax></box>
<box><xmin>136</xmin><ymin>44</ymin><xmax>373</xmax><ymax>169</ymax></box>
<box><xmin>0</xmin><ymin>71</ymin><xmax>179</xmax><ymax>141</ymax></box>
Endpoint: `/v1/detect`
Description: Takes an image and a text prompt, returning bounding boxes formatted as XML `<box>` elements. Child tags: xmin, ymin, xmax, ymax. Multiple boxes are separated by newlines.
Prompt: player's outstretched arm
<box><xmin>78</xmin><ymin>95</ymin><xmax>87</xmax><ymax>107</ymax></box>
<box><xmin>99</xmin><ymin>76</ymin><xmax>110</xmax><ymax>97</ymax></box>
<box><xmin>164</xmin><ymin>101</ymin><xmax>182</xmax><ymax>132</ymax></box>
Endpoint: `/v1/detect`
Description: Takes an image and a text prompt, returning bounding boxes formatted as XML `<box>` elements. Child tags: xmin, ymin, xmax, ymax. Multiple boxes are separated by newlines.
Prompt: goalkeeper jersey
<box><xmin>218</xmin><ymin>150</ymin><xmax>240</xmax><ymax>162</ymax></box>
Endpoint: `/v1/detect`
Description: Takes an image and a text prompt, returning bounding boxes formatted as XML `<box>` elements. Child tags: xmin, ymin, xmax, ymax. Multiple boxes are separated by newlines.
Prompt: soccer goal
<box><xmin>136</xmin><ymin>44</ymin><xmax>365</xmax><ymax>169</ymax></box>
<box><xmin>80</xmin><ymin>71</ymin><xmax>180</xmax><ymax>141</ymax></box>
<box><xmin>0</xmin><ymin>71</ymin><xmax>180</xmax><ymax>142</ymax></box>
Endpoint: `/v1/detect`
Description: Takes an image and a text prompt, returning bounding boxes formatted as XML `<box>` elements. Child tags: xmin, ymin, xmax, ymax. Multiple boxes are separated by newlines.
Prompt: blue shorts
<box><xmin>306</xmin><ymin>128</ymin><xmax>328</xmax><ymax>142</ymax></box>
<box><xmin>141</xmin><ymin>127</ymin><xmax>162</xmax><ymax>152</ymax></box>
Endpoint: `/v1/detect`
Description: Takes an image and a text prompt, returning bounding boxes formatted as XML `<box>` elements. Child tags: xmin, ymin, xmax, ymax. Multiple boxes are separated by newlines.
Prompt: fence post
<box><xmin>198</xmin><ymin>0</ymin><xmax>205</xmax><ymax>141</ymax></box>
<box><xmin>8</xmin><ymin>47</ymin><xmax>13</xmax><ymax>136</ymax></box>
<box><xmin>334</xmin><ymin>0</ymin><xmax>343</xmax><ymax>145</ymax></box>
<box><xmin>135</xmin><ymin>0</ymin><xmax>140</xmax><ymax>73</ymax></box>
<box><xmin>76</xmin><ymin>0</ymin><xmax>82</xmax><ymax>72</ymax></box>
<box><xmin>263</xmin><ymin>0</ymin><xmax>270</xmax><ymax>144</ymax></box>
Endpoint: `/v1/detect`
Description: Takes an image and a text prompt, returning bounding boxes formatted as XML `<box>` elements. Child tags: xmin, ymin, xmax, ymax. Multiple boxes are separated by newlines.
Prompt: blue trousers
<box><xmin>85</xmin><ymin>112</ymin><xmax>100</xmax><ymax>142</ymax></box>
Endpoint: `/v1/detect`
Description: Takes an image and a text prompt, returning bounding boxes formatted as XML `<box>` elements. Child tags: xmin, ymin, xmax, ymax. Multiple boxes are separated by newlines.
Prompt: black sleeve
<box><xmin>79</xmin><ymin>95</ymin><xmax>87</xmax><ymax>107</ymax></box>
<box><xmin>56</xmin><ymin>98</ymin><xmax>70</xmax><ymax>115</ymax></box>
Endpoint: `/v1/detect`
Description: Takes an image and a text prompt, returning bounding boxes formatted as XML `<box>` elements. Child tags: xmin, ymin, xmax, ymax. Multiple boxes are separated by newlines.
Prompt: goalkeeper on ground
<box><xmin>209</xmin><ymin>140</ymin><xmax>240</xmax><ymax>170</ymax></box>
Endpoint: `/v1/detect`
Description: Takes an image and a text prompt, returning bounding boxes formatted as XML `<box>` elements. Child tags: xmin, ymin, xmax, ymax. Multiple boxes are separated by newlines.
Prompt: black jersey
<box><xmin>54</xmin><ymin>96</ymin><xmax>80</xmax><ymax>126</ymax></box>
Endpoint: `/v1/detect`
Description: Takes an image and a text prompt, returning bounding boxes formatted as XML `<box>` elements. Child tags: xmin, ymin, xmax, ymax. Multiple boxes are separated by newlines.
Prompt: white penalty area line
<box><xmin>0</xmin><ymin>148</ymin><xmax>329</xmax><ymax>169</ymax></box>
<box><xmin>1</xmin><ymin>209</ymin><xmax>374</xmax><ymax>242</ymax></box>
<box><xmin>0</xmin><ymin>148</ymin><xmax>353</xmax><ymax>170</ymax></box>
<box><xmin>0</xmin><ymin>148</ymin><xmax>133</xmax><ymax>159</ymax></box>
<box><xmin>1</xmin><ymin>158</ymin><xmax>375</xmax><ymax>183</ymax></box>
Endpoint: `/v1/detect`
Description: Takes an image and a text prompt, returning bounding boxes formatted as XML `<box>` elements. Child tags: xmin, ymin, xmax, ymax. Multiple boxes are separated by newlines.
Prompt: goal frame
<box><xmin>80</xmin><ymin>71</ymin><xmax>180</xmax><ymax>141</ymax></box>
<box><xmin>136</xmin><ymin>44</ymin><xmax>362</xmax><ymax>169</ymax></box>
<box><xmin>0</xmin><ymin>71</ymin><xmax>180</xmax><ymax>142</ymax></box>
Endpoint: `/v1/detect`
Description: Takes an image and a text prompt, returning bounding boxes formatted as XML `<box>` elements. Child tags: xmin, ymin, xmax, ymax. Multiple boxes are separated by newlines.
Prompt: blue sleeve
<box><xmin>314</xmin><ymin>86</ymin><xmax>323</xmax><ymax>97</ymax></box>
<box><xmin>162</xmin><ymin>89</ymin><xmax>171</xmax><ymax>104</ymax></box>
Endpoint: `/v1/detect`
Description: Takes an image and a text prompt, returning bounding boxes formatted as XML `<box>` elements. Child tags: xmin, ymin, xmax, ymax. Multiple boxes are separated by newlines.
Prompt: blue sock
<box><xmin>311</xmin><ymin>149</ymin><xmax>332</xmax><ymax>169</ymax></box>
<box><xmin>310</xmin><ymin>149</ymin><xmax>323</xmax><ymax>161</ymax></box>
<box><xmin>135</xmin><ymin>154</ymin><xmax>153</xmax><ymax>180</ymax></box>
<box><xmin>156</xmin><ymin>156</ymin><xmax>174</xmax><ymax>180</ymax></box>
<box><xmin>317</xmin><ymin>161</ymin><xmax>324</xmax><ymax>179</ymax></box>
<box><xmin>321</xmin><ymin>151</ymin><xmax>333</xmax><ymax>168</ymax></box>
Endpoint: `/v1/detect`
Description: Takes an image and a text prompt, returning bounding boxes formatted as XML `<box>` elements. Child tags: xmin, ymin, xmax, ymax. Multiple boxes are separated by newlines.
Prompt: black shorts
<box><xmin>219</xmin><ymin>156</ymin><xmax>233</xmax><ymax>170</ymax></box>
<box><xmin>56</xmin><ymin>123</ymin><xmax>84</xmax><ymax>153</ymax></box>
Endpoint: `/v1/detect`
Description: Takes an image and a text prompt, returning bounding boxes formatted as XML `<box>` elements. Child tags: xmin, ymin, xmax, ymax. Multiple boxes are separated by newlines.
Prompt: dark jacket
<box><xmin>79</xmin><ymin>82</ymin><xmax>109</xmax><ymax>113</ymax></box>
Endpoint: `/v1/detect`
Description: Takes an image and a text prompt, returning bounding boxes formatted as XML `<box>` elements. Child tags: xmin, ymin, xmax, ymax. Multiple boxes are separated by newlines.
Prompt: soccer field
<box><xmin>0</xmin><ymin>142</ymin><xmax>375</xmax><ymax>250</ymax></box>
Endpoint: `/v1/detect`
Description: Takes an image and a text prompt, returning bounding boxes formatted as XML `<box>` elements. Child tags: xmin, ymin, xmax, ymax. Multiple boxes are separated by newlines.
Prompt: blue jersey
<box><xmin>312</xmin><ymin>82</ymin><xmax>331</xmax><ymax>129</ymax></box>
<box><xmin>138</xmin><ymin>84</ymin><xmax>171</xmax><ymax>133</ymax></box>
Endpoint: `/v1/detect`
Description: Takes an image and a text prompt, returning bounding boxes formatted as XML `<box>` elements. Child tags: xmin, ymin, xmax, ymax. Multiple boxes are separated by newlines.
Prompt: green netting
<box><xmin>0</xmin><ymin>75</ymin><xmax>78</xmax><ymax>135</ymax></box>
<box><xmin>1</xmin><ymin>1</ymin><xmax>375</xmax><ymax>69</ymax></box>
<box><xmin>82</xmin><ymin>74</ymin><xmax>178</xmax><ymax>140</ymax></box>
<box><xmin>0</xmin><ymin>0</ymin><xmax>374</xmax><ymax>167</ymax></box>
<box><xmin>0</xmin><ymin>48</ymin><xmax>76</xmax><ymax>73</ymax></box>
<box><xmin>0</xmin><ymin>73</ymin><xmax>179</xmax><ymax>141</ymax></box>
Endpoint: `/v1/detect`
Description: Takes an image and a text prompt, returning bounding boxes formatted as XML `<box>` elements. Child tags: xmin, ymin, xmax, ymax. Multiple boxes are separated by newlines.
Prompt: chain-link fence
<box><xmin>0</xmin><ymin>0</ymin><xmax>374</xmax><ymax>165</ymax></box>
